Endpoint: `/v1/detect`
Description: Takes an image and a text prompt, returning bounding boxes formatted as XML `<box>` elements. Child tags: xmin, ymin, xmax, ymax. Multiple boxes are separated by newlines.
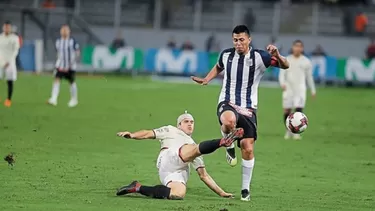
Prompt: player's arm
<box><xmin>191</xmin><ymin>51</ymin><xmax>225</xmax><ymax>85</ymax></box>
<box><xmin>267</xmin><ymin>45</ymin><xmax>289</xmax><ymax>69</ymax></box>
<box><xmin>117</xmin><ymin>126</ymin><xmax>170</xmax><ymax>140</ymax></box>
<box><xmin>196</xmin><ymin>167</ymin><xmax>233</xmax><ymax>198</ymax></box>
<box><xmin>305</xmin><ymin>60</ymin><xmax>316</xmax><ymax>96</ymax></box>
<box><xmin>278</xmin><ymin>68</ymin><xmax>287</xmax><ymax>91</ymax></box>
<box><xmin>117</xmin><ymin>130</ymin><xmax>155</xmax><ymax>140</ymax></box>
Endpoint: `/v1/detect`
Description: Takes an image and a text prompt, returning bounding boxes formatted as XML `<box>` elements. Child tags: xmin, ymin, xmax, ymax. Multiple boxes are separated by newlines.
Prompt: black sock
<box><xmin>295</xmin><ymin>108</ymin><xmax>303</xmax><ymax>112</ymax></box>
<box><xmin>198</xmin><ymin>139</ymin><xmax>222</xmax><ymax>155</ymax></box>
<box><xmin>7</xmin><ymin>80</ymin><xmax>13</xmax><ymax>100</ymax></box>
<box><xmin>284</xmin><ymin>110</ymin><xmax>291</xmax><ymax>122</ymax></box>
<box><xmin>139</xmin><ymin>185</ymin><xmax>171</xmax><ymax>199</ymax></box>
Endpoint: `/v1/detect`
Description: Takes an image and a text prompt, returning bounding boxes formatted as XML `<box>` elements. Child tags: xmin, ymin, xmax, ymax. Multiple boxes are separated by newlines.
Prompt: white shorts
<box><xmin>156</xmin><ymin>148</ymin><xmax>190</xmax><ymax>186</ymax></box>
<box><xmin>0</xmin><ymin>62</ymin><xmax>17</xmax><ymax>81</ymax></box>
<box><xmin>282</xmin><ymin>91</ymin><xmax>306</xmax><ymax>109</ymax></box>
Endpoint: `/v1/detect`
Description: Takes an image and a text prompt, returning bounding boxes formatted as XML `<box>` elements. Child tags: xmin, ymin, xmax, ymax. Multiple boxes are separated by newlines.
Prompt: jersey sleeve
<box><xmin>152</xmin><ymin>125</ymin><xmax>172</xmax><ymax>140</ymax></box>
<box><xmin>257</xmin><ymin>49</ymin><xmax>273</xmax><ymax>68</ymax></box>
<box><xmin>216</xmin><ymin>50</ymin><xmax>225</xmax><ymax>69</ymax></box>
<box><xmin>191</xmin><ymin>155</ymin><xmax>205</xmax><ymax>170</ymax></box>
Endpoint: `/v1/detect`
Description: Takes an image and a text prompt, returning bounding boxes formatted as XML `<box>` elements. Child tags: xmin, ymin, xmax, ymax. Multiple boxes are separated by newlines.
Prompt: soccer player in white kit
<box><xmin>0</xmin><ymin>21</ymin><xmax>20</xmax><ymax>107</ymax></box>
<box><xmin>191</xmin><ymin>25</ymin><xmax>289</xmax><ymax>201</ymax></box>
<box><xmin>115</xmin><ymin>111</ymin><xmax>244</xmax><ymax>200</ymax></box>
<box><xmin>279</xmin><ymin>40</ymin><xmax>316</xmax><ymax>140</ymax></box>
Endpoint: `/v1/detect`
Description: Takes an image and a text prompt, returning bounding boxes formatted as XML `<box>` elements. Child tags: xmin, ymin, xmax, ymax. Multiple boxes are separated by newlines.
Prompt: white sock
<box><xmin>70</xmin><ymin>82</ymin><xmax>78</xmax><ymax>100</ymax></box>
<box><xmin>51</xmin><ymin>81</ymin><xmax>60</xmax><ymax>101</ymax></box>
<box><xmin>242</xmin><ymin>158</ymin><xmax>255</xmax><ymax>191</ymax></box>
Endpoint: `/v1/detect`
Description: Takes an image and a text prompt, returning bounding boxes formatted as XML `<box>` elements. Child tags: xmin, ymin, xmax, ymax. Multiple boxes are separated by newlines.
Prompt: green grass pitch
<box><xmin>0</xmin><ymin>74</ymin><xmax>374</xmax><ymax>211</ymax></box>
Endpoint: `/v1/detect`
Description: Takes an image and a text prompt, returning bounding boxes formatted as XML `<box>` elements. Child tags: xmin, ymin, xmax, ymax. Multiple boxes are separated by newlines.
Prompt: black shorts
<box><xmin>55</xmin><ymin>69</ymin><xmax>76</xmax><ymax>83</ymax></box>
<box><xmin>217</xmin><ymin>101</ymin><xmax>258</xmax><ymax>147</ymax></box>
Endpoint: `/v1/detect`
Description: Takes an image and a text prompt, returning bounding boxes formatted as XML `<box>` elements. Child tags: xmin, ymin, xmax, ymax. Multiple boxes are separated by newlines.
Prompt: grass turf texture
<box><xmin>0</xmin><ymin>74</ymin><xmax>374</xmax><ymax>211</ymax></box>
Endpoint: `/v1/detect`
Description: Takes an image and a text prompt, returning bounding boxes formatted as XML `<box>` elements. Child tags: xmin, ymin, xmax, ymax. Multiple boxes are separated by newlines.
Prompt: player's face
<box><xmin>2</xmin><ymin>24</ymin><xmax>12</xmax><ymax>34</ymax></box>
<box><xmin>292</xmin><ymin>42</ymin><xmax>303</xmax><ymax>56</ymax></box>
<box><xmin>60</xmin><ymin>26</ymin><xmax>70</xmax><ymax>37</ymax></box>
<box><xmin>232</xmin><ymin>33</ymin><xmax>251</xmax><ymax>54</ymax></box>
<box><xmin>178</xmin><ymin>119</ymin><xmax>194</xmax><ymax>136</ymax></box>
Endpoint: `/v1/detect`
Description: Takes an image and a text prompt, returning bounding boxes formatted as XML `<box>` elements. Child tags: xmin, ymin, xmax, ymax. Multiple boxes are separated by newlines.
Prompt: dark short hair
<box><xmin>232</xmin><ymin>25</ymin><xmax>250</xmax><ymax>36</ymax></box>
<box><xmin>4</xmin><ymin>20</ymin><xmax>11</xmax><ymax>25</ymax></box>
<box><xmin>293</xmin><ymin>39</ymin><xmax>304</xmax><ymax>46</ymax></box>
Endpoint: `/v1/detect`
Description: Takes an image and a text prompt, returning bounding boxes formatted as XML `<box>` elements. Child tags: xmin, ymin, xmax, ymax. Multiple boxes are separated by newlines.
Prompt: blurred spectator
<box><xmin>243</xmin><ymin>9</ymin><xmax>256</xmax><ymax>32</ymax></box>
<box><xmin>65</xmin><ymin>0</ymin><xmax>75</xmax><ymax>9</ymax></box>
<box><xmin>63</xmin><ymin>0</ymin><xmax>75</xmax><ymax>25</ymax></box>
<box><xmin>355</xmin><ymin>11</ymin><xmax>368</xmax><ymax>36</ymax></box>
<box><xmin>161</xmin><ymin>0</ymin><xmax>180</xmax><ymax>28</ymax></box>
<box><xmin>111</xmin><ymin>31</ymin><xmax>126</xmax><ymax>50</ymax></box>
<box><xmin>205</xmin><ymin>33</ymin><xmax>220</xmax><ymax>52</ymax></box>
<box><xmin>311</xmin><ymin>45</ymin><xmax>327</xmax><ymax>56</ymax></box>
<box><xmin>342</xmin><ymin>8</ymin><xmax>354</xmax><ymax>36</ymax></box>
<box><xmin>167</xmin><ymin>37</ymin><xmax>177</xmax><ymax>49</ymax></box>
<box><xmin>42</xmin><ymin>0</ymin><xmax>56</xmax><ymax>9</ymax></box>
<box><xmin>181</xmin><ymin>39</ymin><xmax>194</xmax><ymax>51</ymax></box>
<box><xmin>366</xmin><ymin>38</ymin><xmax>375</xmax><ymax>59</ymax></box>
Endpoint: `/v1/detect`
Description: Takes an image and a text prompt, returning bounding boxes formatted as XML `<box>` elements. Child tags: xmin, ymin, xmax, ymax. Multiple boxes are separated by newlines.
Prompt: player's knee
<box><xmin>242</xmin><ymin>146</ymin><xmax>253</xmax><ymax>156</ymax></box>
<box><xmin>220</xmin><ymin>111</ymin><xmax>236</xmax><ymax>128</ymax></box>
<box><xmin>240</xmin><ymin>139</ymin><xmax>254</xmax><ymax>156</ymax></box>
<box><xmin>169</xmin><ymin>192</ymin><xmax>185</xmax><ymax>200</ymax></box>
<box><xmin>168</xmin><ymin>183</ymin><xmax>186</xmax><ymax>200</ymax></box>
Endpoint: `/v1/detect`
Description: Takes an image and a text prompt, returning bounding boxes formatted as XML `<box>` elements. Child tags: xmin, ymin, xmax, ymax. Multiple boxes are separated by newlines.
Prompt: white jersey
<box><xmin>279</xmin><ymin>55</ymin><xmax>316</xmax><ymax>95</ymax></box>
<box><xmin>0</xmin><ymin>33</ymin><xmax>19</xmax><ymax>65</ymax></box>
<box><xmin>217</xmin><ymin>47</ymin><xmax>273</xmax><ymax>110</ymax></box>
<box><xmin>153</xmin><ymin>125</ymin><xmax>204</xmax><ymax>170</ymax></box>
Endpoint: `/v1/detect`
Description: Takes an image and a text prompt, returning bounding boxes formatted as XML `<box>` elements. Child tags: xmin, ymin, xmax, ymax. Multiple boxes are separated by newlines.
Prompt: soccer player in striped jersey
<box><xmin>191</xmin><ymin>25</ymin><xmax>289</xmax><ymax>201</ymax></box>
<box><xmin>47</xmin><ymin>24</ymin><xmax>80</xmax><ymax>107</ymax></box>
<box><xmin>279</xmin><ymin>40</ymin><xmax>316</xmax><ymax>140</ymax></box>
<box><xmin>0</xmin><ymin>21</ymin><xmax>20</xmax><ymax>107</ymax></box>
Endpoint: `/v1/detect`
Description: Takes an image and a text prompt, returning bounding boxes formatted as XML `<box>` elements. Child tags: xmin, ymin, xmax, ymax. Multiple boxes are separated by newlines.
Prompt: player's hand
<box><xmin>117</xmin><ymin>131</ymin><xmax>133</xmax><ymax>139</ymax></box>
<box><xmin>191</xmin><ymin>76</ymin><xmax>208</xmax><ymax>85</ymax></box>
<box><xmin>267</xmin><ymin>44</ymin><xmax>280</xmax><ymax>57</ymax></box>
<box><xmin>3</xmin><ymin>62</ymin><xmax>9</xmax><ymax>69</ymax></box>
<box><xmin>220</xmin><ymin>192</ymin><xmax>234</xmax><ymax>198</ymax></box>
<box><xmin>281</xmin><ymin>85</ymin><xmax>286</xmax><ymax>91</ymax></box>
<box><xmin>311</xmin><ymin>93</ymin><xmax>316</xmax><ymax>100</ymax></box>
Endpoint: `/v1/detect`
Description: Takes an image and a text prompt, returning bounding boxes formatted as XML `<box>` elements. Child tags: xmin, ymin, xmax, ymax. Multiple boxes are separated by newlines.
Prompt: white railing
<box><xmin>30</xmin><ymin>0</ymin><xmax>330</xmax><ymax>36</ymax></box>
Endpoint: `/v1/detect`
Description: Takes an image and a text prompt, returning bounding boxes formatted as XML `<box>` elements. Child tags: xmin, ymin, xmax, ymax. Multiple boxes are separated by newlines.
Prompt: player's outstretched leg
<box><xmin>48</xmin><ymin>78</ymin><xmax>61</xmax><ymax>106</ymax></box>
<box><xmin>68</xmin><ymin>81</ymin><xmax>78</xmax><ymax>107</ymax></box>
<box><xmin>4</xmin><ymin>80</ymin><xmax>13</xmax><ymax>107</ymax></box>
<box><xmin>220</xmin><ymin>110</ymin><xmax>238</xmax><ymax>166</ymax></box>
<box><xmin>179</xmin><ymin>128</ymin><xmax>244</xmax><ymax>162</ymax></box>
<box><xmin>116</xmin><ymin>181</ymin><xmax>184</xmax><ymax>200</ymax></box>
<box><xmin>283</xmin><ymin>108</ymin><xmax>293</xmax><ymax>139</ymax></box>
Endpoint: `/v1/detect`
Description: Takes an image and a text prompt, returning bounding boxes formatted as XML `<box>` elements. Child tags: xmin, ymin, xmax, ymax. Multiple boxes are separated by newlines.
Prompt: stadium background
<box><xmin>1</xmin><ymin>0</ymin><xmax>374</xmax><ymax>211</ymax></box>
